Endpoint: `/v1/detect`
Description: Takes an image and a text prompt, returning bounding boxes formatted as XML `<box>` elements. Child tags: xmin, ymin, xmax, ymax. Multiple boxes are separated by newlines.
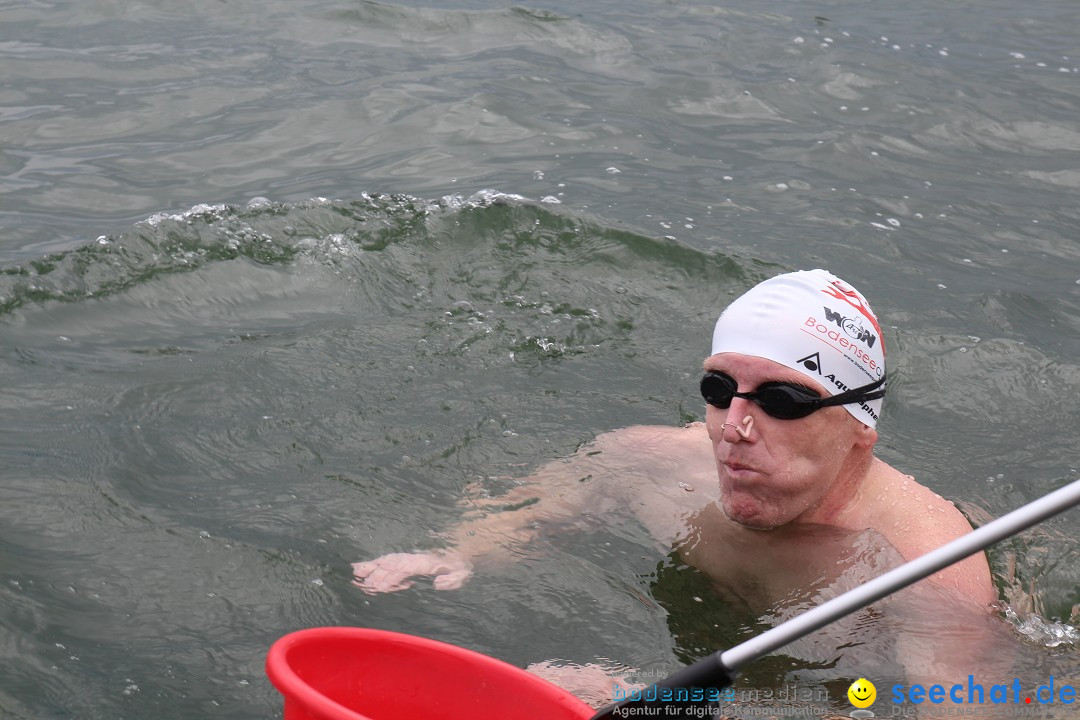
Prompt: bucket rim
<box><xmin>265</xmin><ymin>626</ymin><xmax>593</xmax><ymax>719</ymax></box>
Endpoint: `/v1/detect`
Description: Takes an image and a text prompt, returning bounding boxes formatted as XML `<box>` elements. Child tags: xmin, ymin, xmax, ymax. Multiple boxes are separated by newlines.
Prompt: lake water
<box><xmin>2</xmin><ymin>0</ymin><xmax>1079</xmax><ymax>718</ymax></box>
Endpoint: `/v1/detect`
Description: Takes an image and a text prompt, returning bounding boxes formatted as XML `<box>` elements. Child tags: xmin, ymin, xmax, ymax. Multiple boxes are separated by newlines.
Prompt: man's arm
<box><xmin>351</xmin><ymin>429</ymin><xmax>644</xmax><ymax>594</ymax></box>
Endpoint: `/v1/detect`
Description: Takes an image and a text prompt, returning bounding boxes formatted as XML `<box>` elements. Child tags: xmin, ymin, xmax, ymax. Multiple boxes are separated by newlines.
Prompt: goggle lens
<box><xmin>700</xmin><ymin>372</ymin><xmax>821</xmax><ymax>420</ymax></box>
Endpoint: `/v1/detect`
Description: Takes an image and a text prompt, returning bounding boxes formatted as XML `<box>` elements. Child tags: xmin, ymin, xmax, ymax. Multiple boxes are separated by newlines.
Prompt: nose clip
<box><xmin>721</xmin><ymin>415</ymin><xmax>754</xmax><ymax>439</ymax></box>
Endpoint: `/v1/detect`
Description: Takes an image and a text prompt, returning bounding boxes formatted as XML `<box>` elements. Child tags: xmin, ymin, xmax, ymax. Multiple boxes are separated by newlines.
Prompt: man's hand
<box><xmin>351</xmin><ymin>550</ymin><xmax>474</xmax><ymax>594</ymax></box>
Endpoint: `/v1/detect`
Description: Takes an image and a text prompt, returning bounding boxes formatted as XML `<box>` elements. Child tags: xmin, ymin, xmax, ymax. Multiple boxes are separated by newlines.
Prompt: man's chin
<box><xmin>721</xmin><ymin>501</ymin><xmax>781</xmax><ymax>530</ymax></box>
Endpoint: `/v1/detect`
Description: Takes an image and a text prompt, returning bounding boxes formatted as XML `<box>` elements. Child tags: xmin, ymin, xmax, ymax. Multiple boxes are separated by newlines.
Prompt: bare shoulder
<box><xmin>867</xmin><ymin>460</ymin><xmax>973</xmax><ymax>545</ymax></box>
<box><xmin>490</xmin><ymin>424</ymin><xmax>710</xmax><ymax>509</ymax></box>
<box><xmin>864</xmin><ymin>459</ymin><xmax>996</xmax><ymax>607</ymax></box>
<box><xmin>588</xmin><ymin>423</ymin><xmax>710</xmax><ymax>457</ymax></box>
<box><xmin>587</xmin><ymin>423</ymin><xmax>715</xmax><ymax>482</ymax></box>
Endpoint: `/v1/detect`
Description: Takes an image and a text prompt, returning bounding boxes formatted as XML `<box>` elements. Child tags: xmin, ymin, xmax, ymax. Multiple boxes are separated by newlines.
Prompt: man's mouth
<box><xmin>722</xmin><ymin>459</ymin><xmax>759</xmax><ymax>476</ymax></box>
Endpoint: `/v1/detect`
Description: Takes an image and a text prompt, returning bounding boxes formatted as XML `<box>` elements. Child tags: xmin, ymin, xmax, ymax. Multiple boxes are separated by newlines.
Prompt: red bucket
<box><xmin>266</xmin><ymin>627</ymin><xmax>595</xmax><ymax>720</ymax></box>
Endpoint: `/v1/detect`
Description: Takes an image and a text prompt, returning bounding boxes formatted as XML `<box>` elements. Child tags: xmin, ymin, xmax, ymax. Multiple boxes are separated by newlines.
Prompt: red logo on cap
<box><xmin>822</xmin><ymin>281</ymin><xmax>882</xmax><ymax>341</ymax></box>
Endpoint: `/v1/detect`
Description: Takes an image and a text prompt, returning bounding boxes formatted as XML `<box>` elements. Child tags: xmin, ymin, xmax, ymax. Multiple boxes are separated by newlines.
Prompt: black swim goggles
<box><xmin>700</xmin><ymin>371</ymin><xmax>887</xmax><ymax>420</ymax></box>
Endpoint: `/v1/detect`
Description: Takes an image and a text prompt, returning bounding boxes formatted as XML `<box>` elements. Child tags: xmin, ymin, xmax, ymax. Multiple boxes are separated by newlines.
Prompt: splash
<box><xmin>1001</xmin><ymin>604</ymin><xmax>1080</xmax><ymax>649</ymax></box>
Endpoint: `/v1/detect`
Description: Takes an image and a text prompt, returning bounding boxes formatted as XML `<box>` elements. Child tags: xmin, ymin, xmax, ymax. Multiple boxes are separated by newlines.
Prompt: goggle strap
<box><xmin>820</xmin><ymin>376</ymin><xmax>887</xmax><ymax>408</ymax></box>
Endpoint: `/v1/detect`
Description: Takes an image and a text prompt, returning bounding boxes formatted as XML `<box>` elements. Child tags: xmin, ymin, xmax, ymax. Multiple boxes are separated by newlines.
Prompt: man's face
<box><xmin>703</xmin><ymin>352</ymin><xmax>872</xmax><ymax>529</ymax></box>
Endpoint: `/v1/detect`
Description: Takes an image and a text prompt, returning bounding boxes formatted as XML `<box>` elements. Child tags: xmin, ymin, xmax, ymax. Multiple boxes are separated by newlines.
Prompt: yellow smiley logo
<box><xmin>847</xmin><ymin>678</ymin><xmax>877</xmax><ymax>709</ymax></box>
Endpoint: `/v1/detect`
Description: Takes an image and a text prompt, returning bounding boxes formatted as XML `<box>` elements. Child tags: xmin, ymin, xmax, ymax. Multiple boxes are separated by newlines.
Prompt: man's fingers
<box><xmin>350</xmin><ymin>560</ymin><xmax>377</xmax><ymax>578</ymax></box>
<box><xmin>351</xmin><ymin>559</ymin><xmax>408</xmax><ymax>594</ymax></box>
<box><xmin>350</xmin><ymin>551</ymin><xmax>473</xmax><ymax>593</ymax></box>
<box><xmin>351</xmin><ymin>563</ymin><xmax>416</xmax><ymax>594</ymax></box>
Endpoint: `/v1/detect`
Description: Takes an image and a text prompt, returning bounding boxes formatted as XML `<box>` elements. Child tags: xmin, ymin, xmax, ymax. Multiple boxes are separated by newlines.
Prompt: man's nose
<box><xmin>721</xmin><ymin>396</ymin><xmax>757</xmax><ymax>442</ymax></box>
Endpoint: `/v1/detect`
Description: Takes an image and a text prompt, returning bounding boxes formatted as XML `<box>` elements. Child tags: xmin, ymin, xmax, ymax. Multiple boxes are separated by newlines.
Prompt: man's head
<box><xmin>703</xmin><ymin>270</ymin><xmax>887</xmax><ymax>528</ymax></box>
<box><xmin>710</xmin><ymin>269</ymin><xmax>886</xmax><ymax>427</ymax></box>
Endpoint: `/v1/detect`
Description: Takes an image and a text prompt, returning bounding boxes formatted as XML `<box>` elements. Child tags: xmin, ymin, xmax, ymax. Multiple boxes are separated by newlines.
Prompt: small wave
<box><xmin>1001</xmin><ymin>604</ymin><xmax>1080</xmax><ymax>649</ymax></box>
<box><xmin>0</xmin><ymin>190</ymin><xmax>743</xmax><ymax>323</ymax></box>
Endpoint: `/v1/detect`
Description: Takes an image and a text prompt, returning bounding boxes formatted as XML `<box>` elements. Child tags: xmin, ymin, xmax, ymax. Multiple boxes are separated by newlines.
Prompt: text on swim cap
<box><xmin>822</xmin><ymin>305</ymin><xmax>877</xmax><ymax>348</ymax></box>
<box><xmin>804</xmin><ymin>315</ymin><xmax>883</xmax><ymax>376</ymax></box>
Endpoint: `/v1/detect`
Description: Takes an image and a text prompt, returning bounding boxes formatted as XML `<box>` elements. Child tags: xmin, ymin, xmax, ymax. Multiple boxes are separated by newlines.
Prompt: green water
<box><xmin>2</xmin><ymin>0</ymin><xmax>1079</xmax><ymax>718</ymax></box>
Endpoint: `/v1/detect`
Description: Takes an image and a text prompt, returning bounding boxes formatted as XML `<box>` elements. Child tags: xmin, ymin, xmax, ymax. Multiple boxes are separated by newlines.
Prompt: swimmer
<box><xmin>352</xmin><ymin>269</ymin><xmax>994</xmax><ymax>609</ymax></box>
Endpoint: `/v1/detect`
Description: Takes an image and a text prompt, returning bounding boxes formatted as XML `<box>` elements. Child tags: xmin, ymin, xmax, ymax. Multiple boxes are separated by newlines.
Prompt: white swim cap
<box><xmin>710</xmin><ymin>269</ymin><xmax>886</xmax><ymax>427</ymax></box>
